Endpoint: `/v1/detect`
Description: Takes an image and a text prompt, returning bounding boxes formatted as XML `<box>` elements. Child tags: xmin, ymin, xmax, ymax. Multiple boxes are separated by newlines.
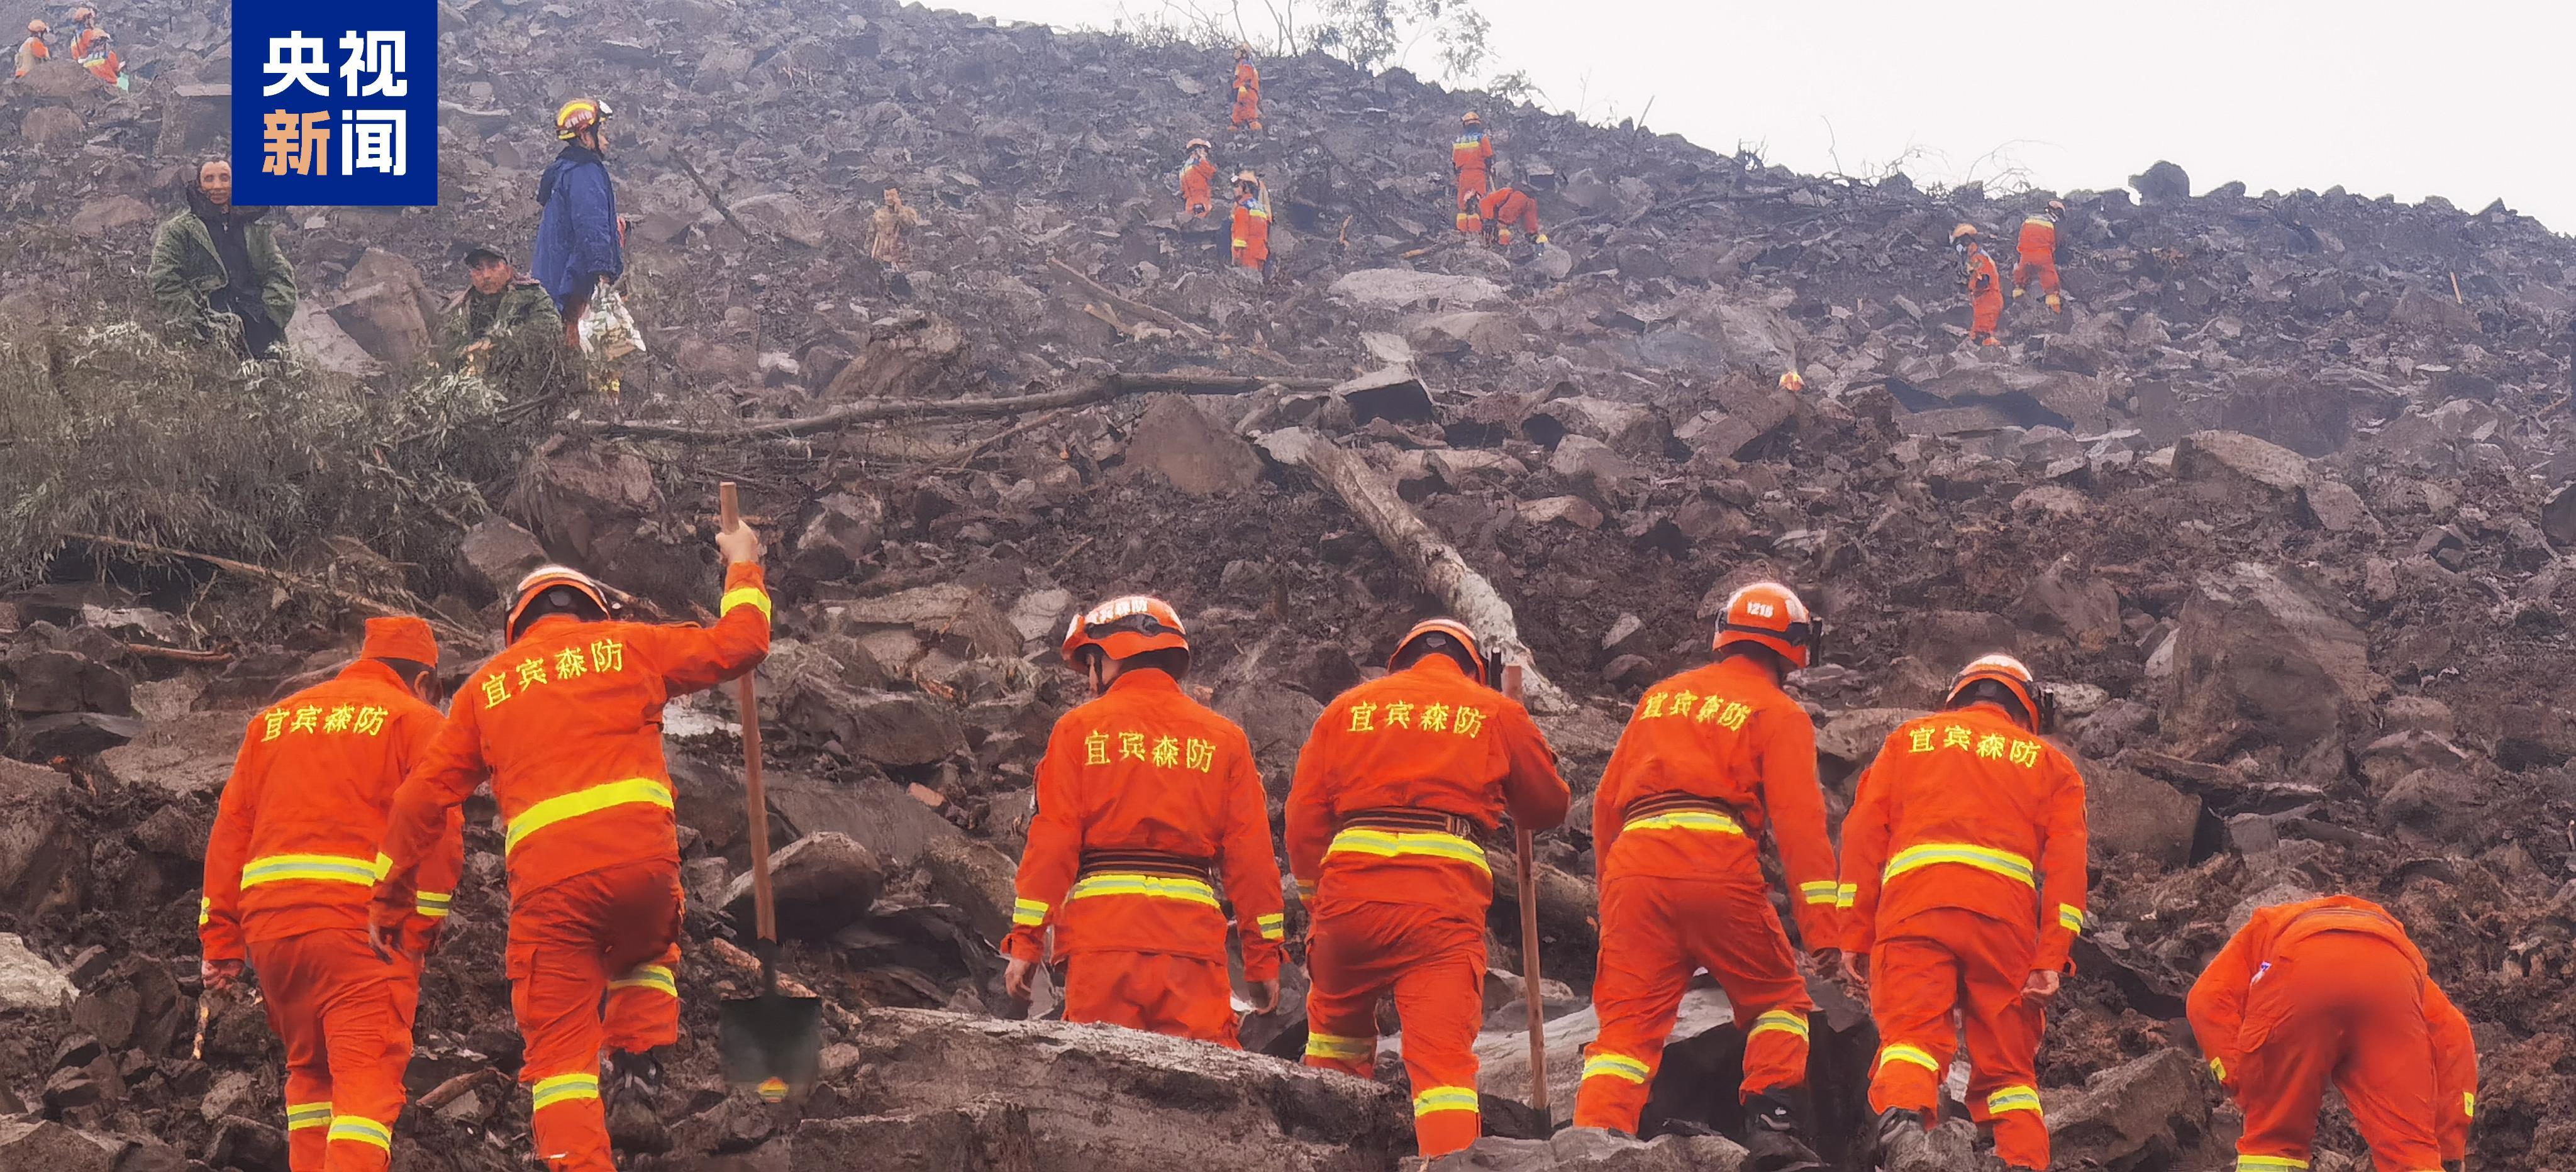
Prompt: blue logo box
<box><xmin>231</xmin><ymin>0</ymin><xmax>438</xmax><ymax>207</ymax></box>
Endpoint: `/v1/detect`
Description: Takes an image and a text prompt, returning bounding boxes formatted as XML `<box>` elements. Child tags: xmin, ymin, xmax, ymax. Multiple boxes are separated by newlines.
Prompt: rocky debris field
<box><xmin>6</xmin><ymin>0</ymin><xmax>2576</xmax><ymax>1168</ymax></box>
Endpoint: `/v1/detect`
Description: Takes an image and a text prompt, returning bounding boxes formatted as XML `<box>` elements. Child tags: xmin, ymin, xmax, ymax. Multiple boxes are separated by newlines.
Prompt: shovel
<box><xmin>713</xmin><ymin>482</ymin><xmax>823</xmax><ymax>1100</ymax></box>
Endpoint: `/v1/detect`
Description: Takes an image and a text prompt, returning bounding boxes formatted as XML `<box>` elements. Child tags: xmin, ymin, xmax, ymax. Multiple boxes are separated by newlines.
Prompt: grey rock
<box><xmin>1433</xmin><ymin>1127</ymin><xmax>1748</xmax><ymax>1170</ymax></box>
<box><xmin>1125</xmin><ymin>395</ymin><xmax>1263</xmax><ymax>495</ymax></box>
<box><xmin>0</xmin><ymin>934</ymin><xmax>74</xmax><ymax>1010</ymax></box>
<box><xmin>458</xmin><ymin>516</ymin><xmax>550</xmax><ymax>599</ymax></box>
<box><xmin>784</xmin><ymin>1101</ymin><xmax>1037</xmax><ymax>1171</ymax></box>
<box><xmin>848</xmin><ymin>1007</ymin><xmax>1409</xmax><ymax>1171</ymax></box>
<box><xmin>2045</xmin><ymin>1048</ymin><xmax>2212</xmax><ymax>1170</ymax></box>
<box><xmin>722</xmin><ymin>831</ymin><xmax>886</xmax><ymax>940</ymax></box>
<box><xmin>2165</xmin><ymin>563</ymin><xmax>2381</xmax><ymax>765</ymax></box>
<box><xmin>0</xmin><ymin>1120</ymin><xmax>119</xmax><ymax>1172</ymax></box>
<box><xmin>2129</xmin><ymin>160</ymin><xmax>2191</xmax><ymax>202</ymax></box>
<box><xmin>2173</xmin><ymin>431</ymin><xmax>2309</xmax><ymax>506</ymax></box>
<box><xmin>1328</xmin><ymin>269</ymin><xmax>1505</xmax><ymax>309</ymax></box>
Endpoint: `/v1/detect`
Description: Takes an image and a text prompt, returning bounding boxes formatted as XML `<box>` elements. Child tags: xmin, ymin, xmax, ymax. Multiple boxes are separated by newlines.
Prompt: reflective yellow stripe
<box><xmin>1413</xmin><ymin>1086</ymin><xmax>1480</xmax><ymax>1116</ymax></box>
<box><xmin>1835</xmin><ymin>882</ymin><xmax>1858</xmax><ymax>910</ymax></box>
<box><xmin>2058</xmin><ymin>904</ymin><xmax>2085</xmax><ymax>933</ymax></box>
<box><xmin>504</xmin><ymin>778</ymin><xmax>674</xmax><ymax>855</ymax></box>
<box><xmin>1877</xmin><ymin>1043</ymin><xmax>1941</xmax><ymax>1074</ymax></box>
<box><xmin>1326</xmin><ymin>827</ymin><xmax>1492</xmax><ymax>873</ymax></box>
<box><xmin>1884</xmin><ymin>843</ymin><xmax>2036</xmax><ymax>887</ymax></box>
<box><xmin>240</xmin><ymin>853</ymin><xmax>387</xmax><ymax>888</ymax></box>
<box><xmin>1619</xmin><ymin>810</ymin><xmax>1744</xmax><ymax>836</ymax></box>
<box><xmin>199</xmin><ymin>895</ymin><xmax>212</xmax><ymax>926</ymax></box>
<box><xmin>1066</xmin><ymin>873</ymin><xmax>1220</xmax><ymax>908</ymax></box>
<box><xmin>326</xmin><ymin>1117</ymin><xmax>392</xmax><ymax>1150</ymax></box>
<box><xmin>1012</xmin><ymin>898</ymin><xmax>1048</xmax><ymax>927</ymax></box>
<box><xmin>2209</xmin><ymin>1057</ymin><xmax>2227</xmax><ymax>1081</ymax></box>
<box><xmin>2235</xmin><ymin>1158</ymin><xmax>2309</xmax><ymax>1171</ymax></box>
<box><xmin>1582</xmin><ymin>1052</ymin><xmax>1650</xmax><ymax>1084</ymax></box>
<box><xmin>1294</xmin><ymin>880</ymin><xmax>1318</xmax><ymax>899</ymax></box>
<box><xmin>1750</xmin><ymin>1009</ymin><xmax>1810</xmax><ymax>1041</ymax></box>
<box><xmin>285</xmin><ymin>1102</ymin><xmax>333</xmax><ymax>1130</ymax></box>
<box><xmin>1986</xmin><ymin>1085</ymin><xmax>2042</xmax><ymax>1116</ymax></box>
<box><xmin>1799</xmin><ymin>880</ymin><xmax>1838</xmax><ymax>905</ymax></box>
<box><xmin>531</xmin><ymin>1073</ymin><xmax>601</xmax><ymax>1110</ymax></box>
<box><xmin>415</xmin><ymin>891</ymin><xmax>452</xmax><ymax>919</ymax></box>
<box><xmin>609</xmin><ymin>963</ymin><xmax>677</xmax><ymax>997</ymax></box>
<box><xmin>1255</xmin><ymin>912</ymin><xmax>1285</xmax><ymax>941</ymax></box>
<box><xmin>719</xmin><ymin>585</ymin><xmax>773</xmax><ymax>620</ymax></box>
<box><xmin>1305</xmin><ymin>1032</ymin><xmax>1373</xmax><ymax>1061</ymax></box>
<box><xmin>2463</xmin><ymin>1090</ymin><xmax>2476</xmax><ymax>1117</ymax></box>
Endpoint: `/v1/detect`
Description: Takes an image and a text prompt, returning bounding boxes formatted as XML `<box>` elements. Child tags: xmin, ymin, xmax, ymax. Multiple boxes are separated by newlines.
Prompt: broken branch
<box><xmin>668</xmin><ymin>148</ymin><xmax>758</xmax><ymax>243</ymax></box>
<box><xmin>583</xmin><ymin>372</ymin><xmax>1339</xmax><ymax>441</ymax></box>
<box><xmin>1048</xmin><ymin>258</ymin><xmax>1213</xmax><ymax>338</ymax></box>
<box><xmin>1267</xmin><ymin>431</ymin><xmax>1577</xmax><ymax>713</ymax></box>
<box><xmin>67</xmin><ymin>533</ymin><xmax>486</xmax><ymax>650</ymax></box>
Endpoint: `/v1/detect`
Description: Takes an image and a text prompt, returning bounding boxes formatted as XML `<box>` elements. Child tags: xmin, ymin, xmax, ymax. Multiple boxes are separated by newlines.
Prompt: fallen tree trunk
<box><xmin>1262</xmin><ymin>429</ymin><xmax>1575</xmax><ymax>713</ymax></box>
<box><xmin>1048</xmin><ymin>258</ymin><xmax>1213</xmax><ymax>338</ymax></box>
<box><xmin>583</xmin><ymin>372</ymin><xmax>1340</xmax><ymax>441</ymax></box>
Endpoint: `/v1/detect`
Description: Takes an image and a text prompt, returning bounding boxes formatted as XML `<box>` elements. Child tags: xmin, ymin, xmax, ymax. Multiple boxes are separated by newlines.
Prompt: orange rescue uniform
<box><xmin>1574</xmin><ymin>655</ymin><xmax>1836</xmax><ymax>1132</ymax></box>
<box><xmin>1232</xmin><ymin>192</ymin><xmax>1271</xmax><ymax>273</ymax></box>
<box><xmin>1840</xmin><ymin>703</ymin><xmax>2087</xmax><ymax>1171</ymax></box>
<box><xmin>2012</xmin><ymin>216</ymin><xmax>2060</xmax><ymax>300</ymax></box>
<box><xmin>1479</xmin><ymin>187</ymin><xmax>1541</xmax><ymax>245</ymax></box>
<box><xmin>202</xmin><ymin>656</ymin><xmax>462</xmax><ymax>1172</ymax></box>
<box><xmin>2188</xmin><ymin>896</ymin><xmax>2478</xmax><ymax>1172</ymax></box>
<box><xmin>14</xmin><ymin>35</ymin><xmax>46</xmax><ymax>77</ymax></box>
<box><xmin>373</xmin><ymin>565</ymin><xmax>770</xmax><ymax>1172</ymax></box>
<box><xmin>1288</xmin><ymin>656</ymin><xmax>1568</xmax><ymax>1158</ymax></box>
<box><xmin>1180</xmin><ymin>157</ymin><xmax>1217</xmax><ymax>217</ymax></box>
<box><xmin>1965</xmin><ymin>248</ymin><xmax>2004</xmax><ymax>343</ymax></box>
<box><xmin>1231</xmin><ymin>61</ymin><xmax>1261</xmax><ymax>130</ymax></box>
<box><xmin>1006</xmin><ymin>668</ymin><xmax>1284</xmax><ymax>1044</ymax></box>
<box><xmin>1452</xmin><ymin>131</ymin><xmax>1494</xmax><ymax>233</ymax></box>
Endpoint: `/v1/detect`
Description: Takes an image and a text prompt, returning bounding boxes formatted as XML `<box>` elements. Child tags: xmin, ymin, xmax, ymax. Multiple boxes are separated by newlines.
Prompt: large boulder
<box><xmin>822</xmin><ymin>313</ymin><xmax>975</xmax><ymax>401</ymax></box>
<box><xmin>2129</xmin><ymin>160</ymin><xmax>2191</xmax><ymax>202</ymax></box>
<box><xmin>325</xmin><ymin>249</ymin><xmax>441</xmax><ymax>368</ymax></box>
<box><xmin>1124</xmin><ymin>395</ymin><xmax>1263</xmax><ymax>495</ymax></box>
<box><xmin>721</xmin><ymin>832</ymin><xmax>884</xmax><ymax>940</ymax></box>
<box><xmin>1328</xmin><ymin>269</ymin><xmax>1504</xmax><ymax>310</ymax></box>
<box><xmin>2172</xmin><ymin>431</ymin><xmax>2309</xmax><ymax>509</ymax></box>
<box><xmin>509</xmin><ymin>437</ymin><xmax>708</xmax><ymax>611</ymax></box>
<box><xmin>778</xmin><ymin>683</ymin><xmax>966</xmax><ymax>769</ymax></box>
<box><xmin>2085</xmin><ymin>767</ymin><xmax>2202</xmax><ymax>867</ymax></box>
<box><xmin>780</xmin><ymin>1102</ymin><xmax>1036</xmax><ymax>1171</ymax></box>
<box><xmin>1433</xmin><ymin>1129</ymin><xmax>1748</xmax><ymax>1171</ymax></box>
<box><xmin>845</xmin><ymin>1008</ymin><xmax>1411</xmax><ymax>1171</ymax></box>
<box><xmin>2163</xmin><ymin>563</ymin><xmax>2382</xmax><ymax>768</ymax></box>
<box><xmin>0</xmin><ymin>759</ymin><xmax>84</xmax><ymax>918</ymax></box>
<box><xmin>0</xmin><ymin>933</ymin><xmax>75</xmax><ymax>1010</ymax></box>
<box><xmin>457</xmin><ymin>516</ymin><xmax>550</xmax><ymax>600</ymax></box>
<box><xmin>2045</xmin><ymin>1049</ymin><xmax>2214</xmax><ymax>1170</ymax></box>
<box><xmin>0</xmin><ymin>1120</ymin><xmax>121</xmax><ymax>1172</ymax></box>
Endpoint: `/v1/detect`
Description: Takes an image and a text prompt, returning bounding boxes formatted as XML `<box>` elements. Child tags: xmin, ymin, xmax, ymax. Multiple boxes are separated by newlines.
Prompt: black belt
<box><xmin>1341</xmin><ymin>808</ymin><xmax>1477</xmax><ymax>838</ymax></box>
<box><xmin>1077</xmin><ymin>850</ymin><xmax>1214</xmax><ymax>883</ymax></box>
<box><xmin>1623</xmin><ymin>792</ymin><xmax>1741</xmax><ymax>822</ymax></box>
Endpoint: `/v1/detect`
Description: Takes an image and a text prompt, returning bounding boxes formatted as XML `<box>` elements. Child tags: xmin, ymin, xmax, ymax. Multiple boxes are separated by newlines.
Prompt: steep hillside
<box><xmin>1</xmin><ymin>0</ymin><xmax>2575</xmax><ymax>1169</ymax></box>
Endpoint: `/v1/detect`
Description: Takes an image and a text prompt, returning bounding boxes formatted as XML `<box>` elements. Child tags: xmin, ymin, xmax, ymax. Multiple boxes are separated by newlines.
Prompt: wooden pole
<box><xmin>719</xmin><ymin>484</ymin><xmax>777</xmax><ymax>948</ymax></box>
<box><xmin>1502</xmin><ymin>663</ymin><xmax>1549</xmax><ymax>1116</ymax></box>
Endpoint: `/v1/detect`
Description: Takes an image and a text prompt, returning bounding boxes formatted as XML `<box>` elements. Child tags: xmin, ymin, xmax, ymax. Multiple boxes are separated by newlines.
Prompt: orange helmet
<box><xmin>1778</xmin><ymin>371</ymin><xmax>1804</xmax><ymax>393</ymax></box>
<box><xmin>1060</xmin><ymin>595</ymin><xmax>1190</xmax><ymax>668</ymax></box>
<box><xmin>69</xmin><ymin>7</ymin><xmax>94</xmax><ymax>22</ymax></box>
<box><xmin>1462</xmin><ymin>111</ymin><xmax>1481</xmax><ymax>126</ymax></box>
<box><xmin>1712</xmin><ymin>582</ymin><xmax>1819</xmax><ymax>669</ymax></box>
<box><xmin>1949</xmin><ymin>223</ymin><xmax>1979</xmax><ymax>245</ymax></box>
<box><xmin>1389</xmin><ymin>618</ymin><xmax>1488</xmax><ymax>685</ymax></box>
<box><xmin>555</xmin><ymin>97</ymin><xmax>613</xmax><ymax>140</ymax></box>
<box><xmin>2046</xmin><ymin>199</ymin><xmax>2065</xmax><ymax>213</ymax></box>
<box><xmin>508</xmin><ymin>565</ymin><xmax>612</xmax><ymax>641</ymax></box>
<box><xmin>27</xmin><ymin>19</ymin><xmax>47</xmax><ymax>33</ymax></box>
<box><xmin>1185</xmin><ymin>137</ymin><xmax>1211</xmax><ymax>153</ymax></box>
<box><xmin>1945</xmin><ymin>653</ymin><xmax>2053</xmax><ymax>731</ymax></box>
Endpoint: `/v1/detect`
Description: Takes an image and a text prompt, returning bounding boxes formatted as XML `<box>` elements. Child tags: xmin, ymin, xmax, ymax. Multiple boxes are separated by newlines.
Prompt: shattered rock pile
<box><xmin>3</xmin><ymin>0</ymin><xmax>2576</xmax><ymax>1169</ymax></box>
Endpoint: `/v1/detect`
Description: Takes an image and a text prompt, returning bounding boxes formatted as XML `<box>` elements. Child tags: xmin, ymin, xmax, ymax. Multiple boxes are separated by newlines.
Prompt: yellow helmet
<box><xmin>555</xmin><ymin>97</ymin><xmax>613</xmax><ymax>140</ymax></box>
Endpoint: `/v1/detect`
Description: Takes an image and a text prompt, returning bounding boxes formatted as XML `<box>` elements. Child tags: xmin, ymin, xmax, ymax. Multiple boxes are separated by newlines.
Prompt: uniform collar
<box><xmin>1707</xmin><ymin>653</ymin><xmax>1777</xmax><ymax>689</ymax></box>
<box><xmin>1107</xmin><ymin>667</ymin><xmax>1182</xmax><ymax>695</ymax></box>
<box><xmin>1401</xmin><ymin>655</ymin><xmax>1472</xmax><ymax>683</ymax></box>
<box><xmin>1957</xmin><ymin>699</ymin><xmax>2030</xmax><ymax>731</ymax></box>
<box><xmin>337</xmin><ymin>658</ymin><xmax>411</xmax><ymax>690</ymax></box>
<box><xmin>518</xmin><ymin>612</ymin><xmax>596</xmax><ymax>643</ymax></box>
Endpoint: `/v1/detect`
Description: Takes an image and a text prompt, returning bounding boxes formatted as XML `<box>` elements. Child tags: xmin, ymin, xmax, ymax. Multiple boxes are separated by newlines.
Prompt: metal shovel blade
<box><xmin>719</xmin><ymin>986</ymin><xmax>823</xmax><ymax>1098</ymax></box>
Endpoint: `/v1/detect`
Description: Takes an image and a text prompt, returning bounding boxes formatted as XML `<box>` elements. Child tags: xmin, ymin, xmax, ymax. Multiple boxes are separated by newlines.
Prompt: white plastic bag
<box><xmin>579</xmin><ymin>279</ymin><xmax>646</xmax><ymax>362</ymax></box>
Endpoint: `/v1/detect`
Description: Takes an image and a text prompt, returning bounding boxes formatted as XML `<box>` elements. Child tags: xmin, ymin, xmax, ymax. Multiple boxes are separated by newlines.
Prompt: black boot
<box><xmin>1740</xmin><ymin>1090</ymin><xmax>1823</xmax><ymax>1171</ymax></box>
<box><xmin>1860</xmin><ymin>1105</ymin><xmax>1924</xmax><ymax>1169</ymax></box>
<box><xmin>603</xmin><ymin>1048</ymin><xmax>670</xmax><ymax>1155</ymax></box>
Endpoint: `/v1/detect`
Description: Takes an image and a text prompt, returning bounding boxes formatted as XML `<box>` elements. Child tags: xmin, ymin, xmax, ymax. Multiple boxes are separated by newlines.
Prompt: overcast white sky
<box><xmin>946</xmin><ymin>0</ymin><xmax>2576</xmax><ymax>234</ymax></box>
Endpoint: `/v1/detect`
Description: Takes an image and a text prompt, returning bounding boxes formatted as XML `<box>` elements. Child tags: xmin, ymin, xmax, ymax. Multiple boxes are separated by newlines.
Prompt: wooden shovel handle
<box><xmin>1502</xmin><ymin>663</ymin><xmax>1549</xmax><ymax>1115</ymax></box>
<box><xmin>721</xmin><ymin>484</ymin><xmax>777</xmax><ymax>944</ymax></box>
